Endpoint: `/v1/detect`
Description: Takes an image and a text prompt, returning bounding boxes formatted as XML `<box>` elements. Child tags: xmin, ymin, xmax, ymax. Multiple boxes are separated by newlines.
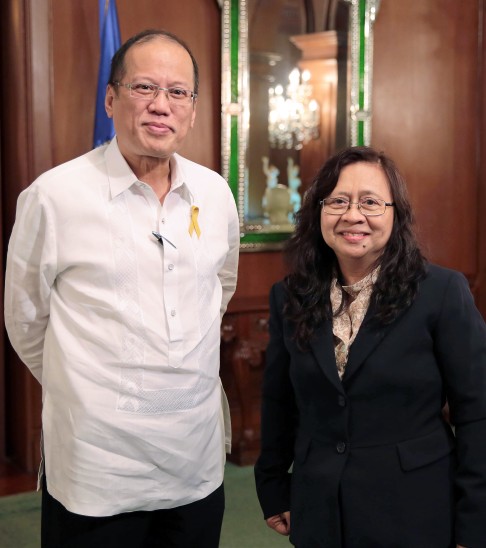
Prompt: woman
<box><xmin>254</xmin><ymin>146</ymin><xmax>486</xmax><ymax>547</ymax></box>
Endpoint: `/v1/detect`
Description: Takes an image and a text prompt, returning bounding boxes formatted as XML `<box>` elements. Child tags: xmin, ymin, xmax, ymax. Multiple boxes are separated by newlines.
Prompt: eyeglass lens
<box><xmin>322</xmin><ymin>198</ymin><xmax>387</xmax><ymax>216</ymax></box>
<box><xmin>128</xmin><ymin>83</ymin><xmax>194</xmax><ymax>103</ymax></box>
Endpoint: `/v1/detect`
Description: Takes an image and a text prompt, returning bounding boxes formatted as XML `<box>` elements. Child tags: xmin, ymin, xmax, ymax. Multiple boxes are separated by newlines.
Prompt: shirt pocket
<box><xmin>396</xmin><ymin>427</ymin><xmax>455</xmax><ymax>472</ymax></box>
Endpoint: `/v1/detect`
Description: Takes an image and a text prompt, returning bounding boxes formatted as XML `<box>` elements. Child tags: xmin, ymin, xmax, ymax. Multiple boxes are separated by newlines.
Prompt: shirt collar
<box><xmin>104</xmin><ymin>138</ymin><xmax>138</xmax><ymax>199</ymax></box>
<box><xmin>340</xmin><ymin>266</ymin><xmax>380</xmax><ymax>299</ymax></box>
<box><xmin>168</xmin><ymin>154</ymin><xmax>194</xmax><ymax>205</ymax></box>
<box><xmin>331</xmin><ymin>266</ymin><xmax>380</xmax><ymax>301</ymax></box>
<box><xmin>104</xmin><ymin>138</ymin><xmax>193</xmax><ymax>204</ymax></box>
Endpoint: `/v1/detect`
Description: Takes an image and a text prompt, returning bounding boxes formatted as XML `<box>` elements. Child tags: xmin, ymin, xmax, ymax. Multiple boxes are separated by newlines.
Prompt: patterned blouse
<box><xmin>330</xmin><ymin>268</ymin><xmax>379</xmax><ymax>379</ymax></box>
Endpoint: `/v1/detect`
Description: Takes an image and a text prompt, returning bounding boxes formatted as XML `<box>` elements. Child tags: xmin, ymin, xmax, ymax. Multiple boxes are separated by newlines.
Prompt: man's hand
<box><xmin>266</xmin><ymin>512</ymin><xmax>291</xmax><ymax>536</ymax></box>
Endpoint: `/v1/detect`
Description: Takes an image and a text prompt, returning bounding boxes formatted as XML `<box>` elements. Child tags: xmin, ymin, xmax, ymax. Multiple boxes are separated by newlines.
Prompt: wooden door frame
<box><xmin>1</xmin><ymin>0</ymin><xmax>52</xmax><ymax>469</ymax></box>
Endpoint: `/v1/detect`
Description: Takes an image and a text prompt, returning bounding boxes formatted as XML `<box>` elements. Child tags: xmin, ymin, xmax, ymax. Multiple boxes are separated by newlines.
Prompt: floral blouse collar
<box><xmin>330</xmin><ymin>267</ymin><xmax>380</xmax><ymax>379</ymax></box>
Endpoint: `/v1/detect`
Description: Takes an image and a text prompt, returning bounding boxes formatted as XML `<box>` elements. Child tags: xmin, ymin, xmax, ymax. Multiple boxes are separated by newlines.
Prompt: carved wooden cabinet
<box><xmin>221</xmin><ymin>298</ymin><xmax>269</xmax><ymax>465</ymax></box>
<box><xmin>220</xmin><ymin>251</ymin><xmax>287</xmax><ymax>465</ymax></box>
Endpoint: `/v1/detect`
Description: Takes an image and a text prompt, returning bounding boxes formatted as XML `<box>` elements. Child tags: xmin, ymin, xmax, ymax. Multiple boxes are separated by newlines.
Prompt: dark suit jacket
<box><xmin>254</xmin><ymin>264</ymin><xmax>486</xmax><ymax>548</ymax></box>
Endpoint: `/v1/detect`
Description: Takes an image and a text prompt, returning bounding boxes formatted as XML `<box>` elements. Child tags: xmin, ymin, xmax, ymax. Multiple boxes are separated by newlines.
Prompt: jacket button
<box><xmin>338</xmin><ymin>395</ymin><xmax>346</xmax><ymax>407</ymax></box>
<box><xmin>336</xmin><ymin>442</ymin><xmax>346</xmax><ymax>454</ymax></box>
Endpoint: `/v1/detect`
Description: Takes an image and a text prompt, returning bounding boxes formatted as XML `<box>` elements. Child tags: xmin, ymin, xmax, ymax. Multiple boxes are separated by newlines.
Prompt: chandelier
<box><xmin>268</xmin><ymin>68</ymin><xmax>320</xmax><ymax>150</ymax></box>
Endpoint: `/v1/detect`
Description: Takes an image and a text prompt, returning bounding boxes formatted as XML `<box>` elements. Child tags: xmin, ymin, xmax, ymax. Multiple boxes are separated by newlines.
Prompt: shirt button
<box><xmin>168</xmin><ymin>264</ymin><xmax>174</xmax><ymax>271</ymax></box>
<box><xmin>338</xmin><ymin>395</ymin><xmax>346</xmax><ymax>407</ymax></box>
<box><xmin>170</xmin><ymin>309</ymin><xmax>176</xmax><ymax>317</ymax></box>
<box><xmin>336</xmin><ymin>442</ymin><xmax>346</xmax><ymax>454</ymax></box>
<box><xmin>161</xmin><ymin>218</ymin><xmax>166</xmax><ymax>224</ymax></box>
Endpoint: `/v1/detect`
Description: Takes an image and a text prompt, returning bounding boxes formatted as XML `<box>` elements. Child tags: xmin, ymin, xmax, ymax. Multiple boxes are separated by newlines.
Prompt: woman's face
<box><xmin>320</xmin><ymin>162</ymin><xmax>394</xmax><ymax>284</ymax></box>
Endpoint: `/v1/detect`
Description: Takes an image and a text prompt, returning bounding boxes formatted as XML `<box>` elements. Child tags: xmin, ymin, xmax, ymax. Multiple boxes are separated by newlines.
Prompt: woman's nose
<box><xmin>341</xmin><ymin>202</ymin><xmax>366</xmax><ymax>221</ymax></box>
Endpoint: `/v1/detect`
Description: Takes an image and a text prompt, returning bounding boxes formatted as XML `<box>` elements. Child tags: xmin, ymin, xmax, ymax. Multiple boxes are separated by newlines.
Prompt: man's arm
<box><xmin>218</xmin><ymin>191</ymin><xmax>239</xmax><ymax>318</ymax></box>
<box><xmin>4</xmin><ymin>185</ymin><xmax>57</xmax><ymax>383</ymax></box>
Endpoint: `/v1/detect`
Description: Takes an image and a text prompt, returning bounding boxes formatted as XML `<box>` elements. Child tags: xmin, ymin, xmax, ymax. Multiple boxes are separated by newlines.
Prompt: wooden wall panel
<box><xmin>50</xmin><ymin>0</ymin><xmax>221</xmax><ymax>170</ymax></box>
<box><xmin>1</xmin><ymin>0</ymin><xmax>46</xmax><ymax>472</ymax></box>
<box><xmin>51</xmin><ymin>0</ymin><xmax>99</xmax><ymax>166</ymax></box>
<box><xmin>480</xmin><ymin>3</ymin><xmax>486</xmax><ymax>316</ymax></box>
<box><xmin>222</xmin><ymin>251</ymin><xmax>287</xmax><ymax>464</ymax></box>
<box><xmin>372</xmin><ymin>0</ymin><xmax>480</xmax><ymax>280</ymax></box>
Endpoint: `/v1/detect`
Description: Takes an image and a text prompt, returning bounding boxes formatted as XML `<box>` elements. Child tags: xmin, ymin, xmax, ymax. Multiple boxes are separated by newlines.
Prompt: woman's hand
<box><xmin>266</xmin><ymin>511</ymin><xmax>291</xmax><ymax>536</ymax></box>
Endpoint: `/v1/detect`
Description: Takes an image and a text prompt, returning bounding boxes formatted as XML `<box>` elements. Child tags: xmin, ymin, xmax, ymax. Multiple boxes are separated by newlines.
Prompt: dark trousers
<box><xmin>41</xmin><ymin>475</ymin><xmax>225</xmax><ymax>548</ymax></box>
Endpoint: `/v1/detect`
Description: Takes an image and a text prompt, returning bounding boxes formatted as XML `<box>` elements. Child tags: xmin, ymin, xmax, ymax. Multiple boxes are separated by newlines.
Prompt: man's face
<box><xmin>105</xmin><ymin>37</ymin><xmax>197</xmax><ymax>165</ymax></box>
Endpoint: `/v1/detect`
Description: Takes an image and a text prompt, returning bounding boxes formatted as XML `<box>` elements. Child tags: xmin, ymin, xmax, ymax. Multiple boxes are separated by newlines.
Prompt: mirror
<box><xmin>222</xmin><ymin>0</ymin><xmax>381</xmax><ymax>250</ymax></box>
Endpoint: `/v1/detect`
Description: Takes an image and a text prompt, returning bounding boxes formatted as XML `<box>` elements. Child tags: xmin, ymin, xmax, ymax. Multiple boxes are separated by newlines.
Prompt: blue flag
<box><xmin>93</xmin><ymin>0</ymin><xmax>121</xmax><ymax>148</ymax></box>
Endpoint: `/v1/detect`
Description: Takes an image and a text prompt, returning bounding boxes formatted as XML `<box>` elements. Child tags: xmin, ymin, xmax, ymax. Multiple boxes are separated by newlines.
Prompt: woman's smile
<box><xmin>321</xmin><ymin>162</ymin><xmax>394</xmax><ymax>283</ymax></box>
<box><xmin>339</xmin><ymin>231</ymin><xmax>369</xmax><ymax>243</ymax></box>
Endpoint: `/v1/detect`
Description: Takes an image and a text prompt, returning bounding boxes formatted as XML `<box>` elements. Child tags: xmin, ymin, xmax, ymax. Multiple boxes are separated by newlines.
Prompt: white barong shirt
<box><xmin>4</xmin><ymin>138</ymin><xmax>240</xmax><ymax>516</ymax></box>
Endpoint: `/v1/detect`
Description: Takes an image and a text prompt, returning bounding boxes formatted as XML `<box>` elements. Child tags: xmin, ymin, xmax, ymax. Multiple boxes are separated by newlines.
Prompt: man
<box><xmin>4</xmin><ymin>29</ymin><xmax>239</xmax><ymax>547</ymax></box>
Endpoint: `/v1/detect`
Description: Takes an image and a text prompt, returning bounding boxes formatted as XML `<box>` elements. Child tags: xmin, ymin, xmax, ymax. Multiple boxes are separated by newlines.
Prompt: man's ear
<box><xmin>190</xmin><ymin>100</ymin><xmax>197</xmax><ymax>129</ymax></box>
<box><xmin>105</xmin><ymin>84</ymin><xmax>115</xmax><ymax>119</ymax></box>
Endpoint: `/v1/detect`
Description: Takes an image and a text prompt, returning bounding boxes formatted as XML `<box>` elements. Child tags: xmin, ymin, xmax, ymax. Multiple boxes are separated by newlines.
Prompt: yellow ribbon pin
<box><xmin>189</xmin><ymin>205</ymin><xmax>201</xmax><ymax>238</ymax></box>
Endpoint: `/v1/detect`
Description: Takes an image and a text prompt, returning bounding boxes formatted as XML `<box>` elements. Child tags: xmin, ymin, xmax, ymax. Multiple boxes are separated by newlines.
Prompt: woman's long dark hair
<box><xmin>284</xmin><ymin>146</ymin><xmax>426</xmax><ymax>348</ymax></box>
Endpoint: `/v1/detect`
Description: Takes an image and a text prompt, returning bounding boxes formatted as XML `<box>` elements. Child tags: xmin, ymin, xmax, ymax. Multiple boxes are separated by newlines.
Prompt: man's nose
<box><xmin>149</xmin><ymin>89</ymin><xmax>171</xmax><ymax>110</ymax></box>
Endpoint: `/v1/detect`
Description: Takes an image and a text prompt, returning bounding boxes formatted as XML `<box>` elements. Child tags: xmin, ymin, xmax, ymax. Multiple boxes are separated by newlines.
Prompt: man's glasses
<box><xmin>114</xmin><ymin>82</ymin><xmax>197</xmax><ymax>105</ymax></box>
<box><xmin>319</xmin><ymin>197</ymin><xmax>395</xmax><ymax>217</ymax></box>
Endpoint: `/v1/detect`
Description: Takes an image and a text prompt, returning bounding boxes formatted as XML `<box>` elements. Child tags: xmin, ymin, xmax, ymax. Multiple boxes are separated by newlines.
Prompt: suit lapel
<box><xmin>309</xmin><ymin>320</ymin><xmax>345</xmax><ymax>394</ymax></box>
<box><xmin>307</xmin><ymin>301</ymin><xmax>404</xmax><ymax>389</ymax></box>
<box><xmin>342</xmin><ymin>305</ymin><xmax>397</xmax><ymax>382</ymax></box>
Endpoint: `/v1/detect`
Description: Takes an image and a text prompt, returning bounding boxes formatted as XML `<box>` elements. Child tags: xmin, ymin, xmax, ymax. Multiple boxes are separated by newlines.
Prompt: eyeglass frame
<box><xmin>319</xmin><ymin>197</ymin><xmax>395</xmax><ymax>217</ymax></box>
<box><xmin>112</xmin><ymin>81</ymin><xmax>198</xmax><ymax>104</ymax></box>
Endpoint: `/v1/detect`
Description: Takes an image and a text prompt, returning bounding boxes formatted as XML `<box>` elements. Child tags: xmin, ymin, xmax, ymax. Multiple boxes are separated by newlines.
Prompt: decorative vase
<box><xmin>263</xmin><ymin>184</ymin><xmax>292</xmax><ymax>224</ymax></box>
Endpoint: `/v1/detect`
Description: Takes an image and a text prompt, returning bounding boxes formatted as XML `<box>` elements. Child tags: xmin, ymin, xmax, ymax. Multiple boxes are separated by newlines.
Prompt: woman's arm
<box><xmin>254</xmin><ymin>283</ymin><xmax>298</xmax><ymax>522</ymax></box>
<box><xmin>266</xmin><ymin>511</ymin><xmax>291</xmax><ymax>536</ymax></box>
<box><xmin>434</xmin><ymin>270</ymin><xmax>486</xmax><ymax>547</ymax></box>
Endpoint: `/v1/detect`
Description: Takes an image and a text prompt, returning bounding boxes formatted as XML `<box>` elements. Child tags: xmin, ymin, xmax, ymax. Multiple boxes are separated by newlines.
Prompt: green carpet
<box><xmin>0</xmin><ymin>488</ymin><xmax>41</xmax><ymax>548</ymax></box>
<box><xmin>221</xmin><ymin>463</ymin><xmax>289</xmax><ymax>547</ymax></box>
<box><xmin>0</xmin><ymin>463</ymin><xmax>289</xmax><ymax>547</ymax></box>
